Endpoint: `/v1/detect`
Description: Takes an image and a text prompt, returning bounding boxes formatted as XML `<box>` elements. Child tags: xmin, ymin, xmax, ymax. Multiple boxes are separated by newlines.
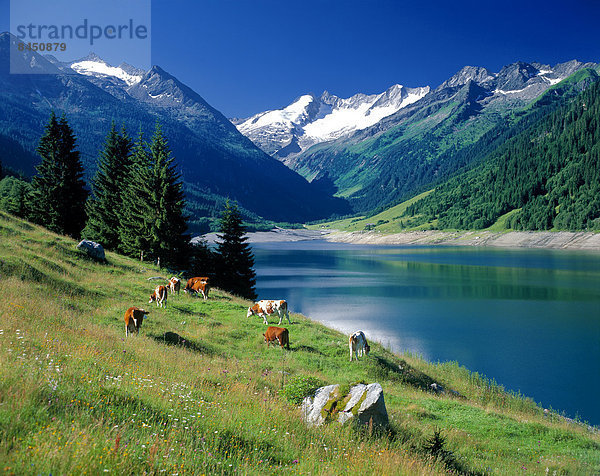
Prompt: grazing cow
<box><xmin>124</xmin><ymin>307</ymin><xmax>149</xmax><ymax>337</ymax></box>
<box><xmin>184</xmin><ymin>277</ymin><xmax>209</xmax><ymax>294</ymax></box>
<box><xmin>149</xmin><ymin>285</ymin><xmax>168</xmax><ymax>308</ymax></box>
<box><xmin>349</xmin><ymin>331</ymin><xmax>370</xmax><ymax>362</ymax></box>
<box><xmin>263</xmin><ymin>326</ymin><xmax>290</xmax><ymax>350</ymax></box>
<box><xmin>168</xmin><ymin>277</ymin><xmax>181</xmax><ymax>295</ymax></box>
<box><xmin>190</xmin><ymin>280</ymin><xmax>210</xmax><ymax>300</ymax></box>
<box><xmin>247</xmin><ymin>300</ymin><xmax>291</xmax><ymax>325</ymax></box>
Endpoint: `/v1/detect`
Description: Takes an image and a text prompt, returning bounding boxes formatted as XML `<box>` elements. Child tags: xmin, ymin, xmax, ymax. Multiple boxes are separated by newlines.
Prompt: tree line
<box><xmin>0</xmin><ymin>112</ymin><xmax>256</xmax><ymax>299</ymax></box>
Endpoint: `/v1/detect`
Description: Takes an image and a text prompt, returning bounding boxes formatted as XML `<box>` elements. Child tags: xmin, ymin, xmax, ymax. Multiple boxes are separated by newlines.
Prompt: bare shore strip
<box><xmin>199</xmin><ymin>227</ymin><xmax>600</xmax><ymax>251</ymax></box>
<box><xmin>324</xmin><ymin>229</ymin><xmax>600</xmax><ymax>251</ymax></box>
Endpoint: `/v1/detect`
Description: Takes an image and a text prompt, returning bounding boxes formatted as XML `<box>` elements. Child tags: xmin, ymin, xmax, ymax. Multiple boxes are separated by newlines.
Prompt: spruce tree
<box><xmin>215</xmin><ymin>201</ymin><xmax>257</xmax><ymax>300</ymax></box>
<box><xmin>118</xmin><ymin>123</ymin><xmax>189</xmax><ymax>268</ymax></box>
<box><xmin>83</xmin><ymin>123</ymin><xmax>133</xmax><ymax>249</ymax></box>
<box><xmin>31</xmin><ymin>112</ymin><xmax>88</xmax><ymax>237</ymax></box>
<box><xmin>118</xmin><ymin>130</ymin><xmax>153</xmax><ymax>259</ymax></box>
<box><xmin>145</xmin><ymin>123</ymin><xmax>189</xmax><ymax>268</ymax></box>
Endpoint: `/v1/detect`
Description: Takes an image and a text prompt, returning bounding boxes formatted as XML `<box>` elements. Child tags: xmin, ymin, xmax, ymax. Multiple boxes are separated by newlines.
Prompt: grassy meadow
<box><xmin>0</xmin><ymin>211</ymin><xmax>599</xmax><ymax>475</ymax></box>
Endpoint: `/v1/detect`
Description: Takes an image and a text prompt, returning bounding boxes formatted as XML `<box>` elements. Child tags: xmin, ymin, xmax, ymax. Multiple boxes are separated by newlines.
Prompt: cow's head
<box><xmin>247</xmin><ymin>307</ymin><xmax>255</xmax><ymax>318</ymax></box>
<box><xmin>365</xmin><ymin>343</ymin><xmax>371</xmax><ymax>355</ymax></box>
<box><xmin>149</xmin><ymin>293</ymin><xmax>156</xmax><ymax>304</ymax></box>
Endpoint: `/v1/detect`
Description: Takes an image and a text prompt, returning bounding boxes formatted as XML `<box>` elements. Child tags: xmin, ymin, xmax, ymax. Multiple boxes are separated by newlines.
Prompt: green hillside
<box><xmin>293</xmin><ymin>67</ymin><xmax>599</xmax><ymax>216</ymax></box>
<box><xmin>315</xmin><ymin>69</ymin><xmax>600</xmax><ymax>235</ymax></box>
<box><xmin>401</xmin><ymin>75</ymin><xmax>600</xmax><ymax>231</ymax></box>
<box><xmin>1</xmin><ymin>211</ymin><xmax>599</xmax><ymax>475</ymax></box>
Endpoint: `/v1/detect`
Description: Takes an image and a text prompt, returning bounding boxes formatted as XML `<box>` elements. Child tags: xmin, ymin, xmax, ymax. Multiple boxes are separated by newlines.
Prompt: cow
<box><xmin>263</xmin><ymin>326</ymin><xmax>290</xmax><ymax>350</ymax></box>
<box><xmin>184</xmin><ymin>277</ymin><xmax>209</xmax><ymax>294</ymax></box>
<box><xmin>168</xmin><ymin>277</ymin><xmax>181</xmax><ymax>295</ymax></box>
<box><xmin>149</xmin><ymin>285</ymin><xmax>168</xmax><ymax>308</ymax></box>
<box><xmin>124</xmin><ymin>307</ymin><xmax>149</xmax><ymax>337</ymax></box>
<box><xmin>349</xmin><ymin>331</ymin><xmax>370</xmax><ymax>362</ymax></box>
<box><xmin>190</xmin><ymin>280</ymin><xmax>210</xmax><ymax>300</ymax></box>
<box><xmin>247</xmin><ymin>300</ymin><xmax>291</xmax><ymax>325</ymax></box>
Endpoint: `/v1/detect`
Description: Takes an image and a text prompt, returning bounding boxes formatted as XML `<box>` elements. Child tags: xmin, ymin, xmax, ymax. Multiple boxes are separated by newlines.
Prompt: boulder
<box><xmin>301</xmin><ymin>383</ymin><xmax>389</xmax><ymax>428</ymax></box>
<box><xmin>301</xmin><ymin>384</ymin><xmax>339</xmax><ymax>427</ymax></box>
<box><xmin>76</xmin><ymin>240</ymin><xmax>105</xmax><ymax>261</ymax></box>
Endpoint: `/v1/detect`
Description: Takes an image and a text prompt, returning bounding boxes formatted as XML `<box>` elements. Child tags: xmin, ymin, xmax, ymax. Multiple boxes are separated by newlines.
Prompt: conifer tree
<box><xmin>215</xmin><ymin>201</ymin><xmax>257</xmax><ymax>299</ymax></box>
<box><xmin>118</xmin><ymin>130</ymin><xmax>152</xmax><ymax>259</ymax></box>
<box><xmin>118</xmin><ymin>123</ymin><xmax>189</xmax><ymax>268</ymax></box>
<box><xmin>30</xmin><ymin>112</ymin><xmax>88</xmax><ymax>237</ymax></box>
<box><xmin>145</xmin><ymin>123</ymin><xmax>189</xmax><ymax>268</ymax></box>
<box><xmin>83</xmin><ymin>123</ymin><xmax>133</xmax><ymax>249</ymax></box>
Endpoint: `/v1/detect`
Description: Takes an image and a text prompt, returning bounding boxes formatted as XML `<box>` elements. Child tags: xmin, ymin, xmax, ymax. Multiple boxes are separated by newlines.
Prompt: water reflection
<box><xmin>253</xmin><ymin>242</ymin><xmax>600</xmax><ymax>425</ymax></box>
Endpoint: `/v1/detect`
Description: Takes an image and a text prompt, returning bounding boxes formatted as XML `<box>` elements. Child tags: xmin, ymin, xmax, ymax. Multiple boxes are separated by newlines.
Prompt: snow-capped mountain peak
<box><xmin>69</xmin><ymin>54</ymin><xmax>144</xmax><ymax>86</ymax></box>
<box><xmin>235</xmin><ymin>83</ymin><xmax>430</xmax><ymax>158</ymax></box>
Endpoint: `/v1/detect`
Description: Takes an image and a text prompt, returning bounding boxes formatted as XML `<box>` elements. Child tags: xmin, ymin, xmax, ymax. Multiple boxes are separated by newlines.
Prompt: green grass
<box><xmin>310</xmin><ymin>189</ymin><xmax>435</xmax><ymax>233</ymax></box>
<box><xmin>1</xmin><ymin>211</ymin><xmax>599</xmax><ymax>475</ymax></box>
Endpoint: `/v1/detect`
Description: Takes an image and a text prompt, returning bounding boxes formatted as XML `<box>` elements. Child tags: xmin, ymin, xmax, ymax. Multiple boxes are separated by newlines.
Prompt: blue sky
<box><xmin>2</xmin><ymin>0</ymin><xmax>600</xmax><ymax>117</ymax></box>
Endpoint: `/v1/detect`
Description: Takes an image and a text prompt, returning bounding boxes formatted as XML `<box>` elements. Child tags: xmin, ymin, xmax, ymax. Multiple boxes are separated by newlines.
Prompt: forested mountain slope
<box><xmin>284</xmin><ymin>61</ymin><xmax>596</xmax><ymax>213</ymax></box>
<box><xmin>402</xmin><ymin>74</ymin><xmax>600</xmax><ymax>231</ymax></box>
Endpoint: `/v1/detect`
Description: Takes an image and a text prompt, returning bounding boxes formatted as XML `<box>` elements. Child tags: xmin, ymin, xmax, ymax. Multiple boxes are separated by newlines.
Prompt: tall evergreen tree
<box><xmin>215</xmin><ymin>201</ymin><xmax>257</xmax><ymax>300</ymax></box>
<box><xmin>30</xmin><ymin>112</ymin><xmax>88</xmax><ymax>237</ymax></box>
<box><xmin>145</xmin><ymin>123</ymin><xmax>190</xmax><ymax>268</ymax></box>
<box><xmin>118</xmin><ymin>123</ymin><xmax>189</xmax><ymax>268</ymax></box>
<box><xmin>119</xmin><ymin>130</ymin><xmax>153</xmax><ymax>259</ymax></box>
<box><xmin>83</xmin><ymin>123</ymin><xmax>133</xmax><ymax>249</ymax></box>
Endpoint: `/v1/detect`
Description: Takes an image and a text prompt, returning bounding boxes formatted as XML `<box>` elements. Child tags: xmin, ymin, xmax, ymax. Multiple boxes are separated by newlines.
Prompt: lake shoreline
<box><xmin>323</xmin><ymin>229</ymin><xmax>600</xmax><ymax>251</ymax></box>
<box><xmin>200</xmin><ymin>228</ymin><xmax>600</xmax><ymax>251</ymax></box>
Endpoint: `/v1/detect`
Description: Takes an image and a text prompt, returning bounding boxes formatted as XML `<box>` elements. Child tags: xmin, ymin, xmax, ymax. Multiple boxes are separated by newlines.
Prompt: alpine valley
<box><xmin>2</xmin><ymin>27</ymin><xmax>600</xmax><ymax>232</ymax></box>
<box><xmin>235</xmin><ymin>59</ymin><xmax>600</xmax><ymax>231</ymax></box>
<box><xmin>0</xmin><ymin>32</ymin><xmax>349</xmax><ymax>232</ymax></box>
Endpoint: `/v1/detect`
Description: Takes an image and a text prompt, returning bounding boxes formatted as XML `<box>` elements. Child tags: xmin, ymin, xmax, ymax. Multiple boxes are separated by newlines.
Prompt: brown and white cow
<box><xmin>168</xmin><ymin>277</ymin><xmax>181</xmax><ymax>295</ymax></box>
<box><xmin>349</xmin><ymin>331</ymin><xmax>370</xmax><ymax>362</ymax></box>
<box><xmin>263</xmin><ymin>326</ymin><xmax>290</xmax><ymax>350</ymax></box>
<box><xmin>149</xmin><ymin>285</ymin><xmax>168</xmax><ymax>308</ymax></box>
<box><xmin>247</xmin><ymin>300</ymin><xmax>291</xmax><ymax>325</ymax></box>
<box><xmin>189</xmin><ymin>280</ymin><xmax>210</xmax><ymax>300</ymax></box>
<box><xmin>124</xmin><ymin>307</ymin><xmax>149</xmax><ymax>337</ymax></box>
<box><xmin>184</xmin><ymin>277</ymin><xmax>209</xmax><ymax>294</ymax></box>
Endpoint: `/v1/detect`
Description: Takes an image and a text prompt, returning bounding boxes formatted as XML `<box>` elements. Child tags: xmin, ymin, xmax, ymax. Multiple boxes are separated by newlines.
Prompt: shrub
<box><xmin>281</xmin><ymin>375</ymin><xmax>326</xmax><ymax>405</ymax></box>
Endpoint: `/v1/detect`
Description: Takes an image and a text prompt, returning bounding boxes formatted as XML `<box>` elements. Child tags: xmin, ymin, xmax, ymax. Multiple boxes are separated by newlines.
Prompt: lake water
<box><xmin>252</xmin><ymin>241</ymin><xmax>600</xmax><ymax>426</ymax></box>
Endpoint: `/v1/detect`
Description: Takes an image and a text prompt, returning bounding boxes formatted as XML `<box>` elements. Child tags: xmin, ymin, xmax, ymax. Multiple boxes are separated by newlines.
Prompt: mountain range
<box><xmin>235</xmin><ymin>60</ymin><xmax>598</xmax><ymax>213</ymax></box>
<box><xmin>0</xmin><ymin>32</ymin><xmax>349</xmax><ymax>231</ymax></box>
<box><xmin>2</xmin><ymin>29</ymin><xmax>599</xmax><ymax>231</ymax></box>
<box><xmin>233</xmin><ymin>84</ymin><xmax>430</xmax><ymax>159</ymax></box>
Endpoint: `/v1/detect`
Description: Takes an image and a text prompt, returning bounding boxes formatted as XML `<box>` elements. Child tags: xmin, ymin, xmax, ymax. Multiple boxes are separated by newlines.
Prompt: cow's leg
<box><xmin>125</xmin><ymin>325</ymin><xmax>128</xmax><ymax>337</ymax></box>
<box><xmin>349</xmin><ymin>343</ymin><xmax>353</xmax><ymax>362</ymax></box>
<box><xmin>285</xmin><ymin>309</ymin><xmax>291</xmax><ymax>324</ymax></box>
<box><xmin>277</xmin><ymin>314</ymin><xmax>283</xmax><ymax>325</ymax></box>
<box><xmin>262</xmin><ymin>314</ymin><xmax>269</xmax><ymax>325</ymax></box>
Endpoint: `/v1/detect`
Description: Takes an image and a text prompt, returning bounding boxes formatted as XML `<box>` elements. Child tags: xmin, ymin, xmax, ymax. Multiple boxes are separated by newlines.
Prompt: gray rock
<box><xmin>352</xmin><ymin>383</ymin><xmax>389</xmax><ymax>427</ymax></box>
<box><xmin>338</xmin><ymin>384</ymin><xmax>368</xmax><ymax>425</ymax></box>
<box><xmin>76</xmin><ymin>240</ymin><xmax>105</xmax><ymax>261</ymax></box>
<box><xmin>301</xmin><ymin>384</ymin><xmax>338</xmax><ymax>428</ymax></box>
<box><xmin>301</xmin><ymin>383</ymin><xmax>389</xmax><ymax>428</ymax></box>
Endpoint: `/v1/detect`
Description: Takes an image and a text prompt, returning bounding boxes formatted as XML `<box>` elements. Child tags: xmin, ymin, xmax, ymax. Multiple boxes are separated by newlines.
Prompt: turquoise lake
<box><xmin>252</xmin><ymin>241</ymin><xmax>600</xmax><ymax>426</ymax></box>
